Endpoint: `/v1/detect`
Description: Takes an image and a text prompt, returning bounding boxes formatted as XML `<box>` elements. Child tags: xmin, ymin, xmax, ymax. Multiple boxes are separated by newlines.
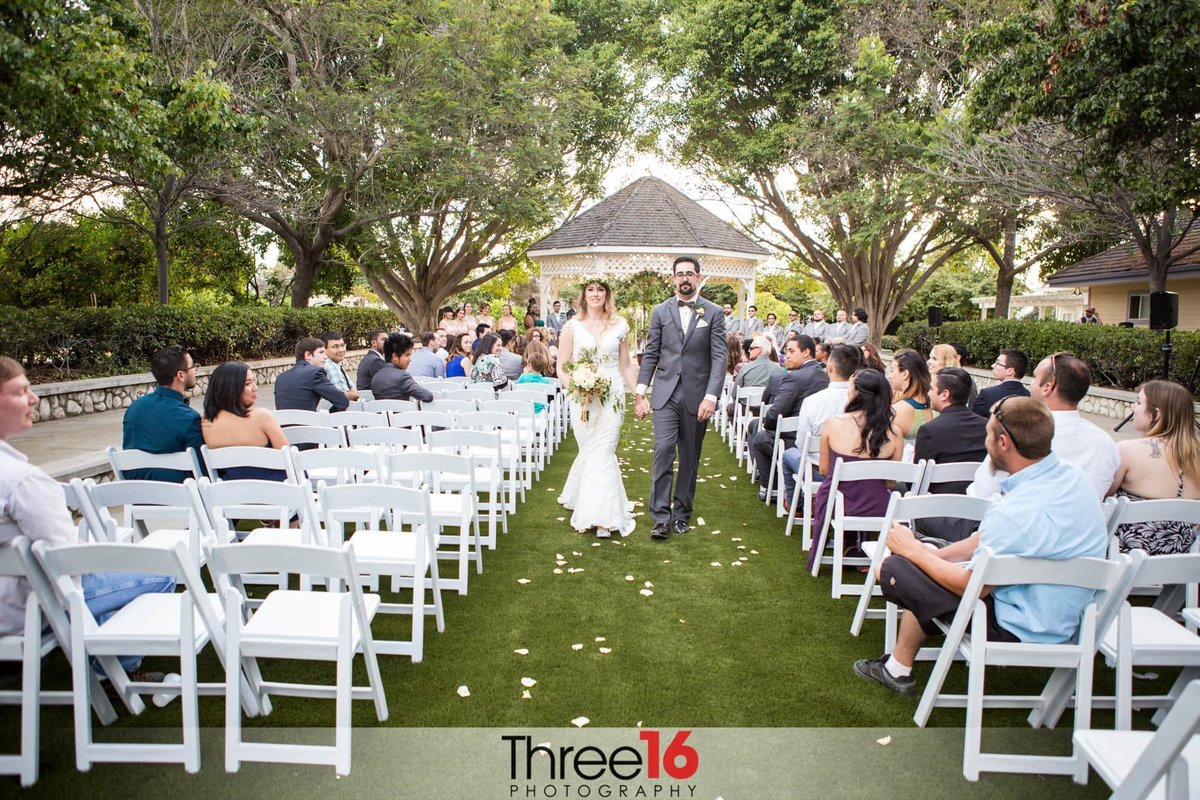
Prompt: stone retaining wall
<box><xmin>31</xmin><ymin>350</ymin><xmax>368</xmax><ymax>424</ymax></box>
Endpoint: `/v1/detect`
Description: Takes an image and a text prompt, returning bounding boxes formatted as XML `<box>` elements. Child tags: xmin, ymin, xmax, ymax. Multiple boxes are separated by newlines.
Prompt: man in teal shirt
<box><xmin>853</xmin><ymin>396</ymin><xmax>1108</xmax><ymax>696</ymax></box>
<box><xmin>121</xmin><ymin>345</ymin><xmax>204</xmax><ymax>481</ymax></box>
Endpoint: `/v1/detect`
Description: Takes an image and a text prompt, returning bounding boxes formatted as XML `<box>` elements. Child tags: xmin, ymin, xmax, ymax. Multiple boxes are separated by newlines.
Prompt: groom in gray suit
<box><xmin>635</xmin><ymin>256</ymin><xmax>728</xmax><ymax>540</ymax></box>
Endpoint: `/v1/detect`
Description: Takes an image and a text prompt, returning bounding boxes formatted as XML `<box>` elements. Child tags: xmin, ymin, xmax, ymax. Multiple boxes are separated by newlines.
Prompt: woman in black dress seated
<box><xmin>201</xmin><ymin>361</ymin><xmax>289</xmax><ymax>481</ymax></box>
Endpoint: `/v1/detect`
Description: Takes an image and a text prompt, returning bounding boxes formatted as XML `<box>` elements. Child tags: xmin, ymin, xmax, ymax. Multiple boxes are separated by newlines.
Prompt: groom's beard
<box><xmin>675</xmin><ymin>282</ymin><xmax>697</xmax><ymax>299</ymax></box>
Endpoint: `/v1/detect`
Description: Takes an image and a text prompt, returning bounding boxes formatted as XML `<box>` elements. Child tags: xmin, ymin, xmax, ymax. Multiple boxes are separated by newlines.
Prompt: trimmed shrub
<box><xmin>0</xmin><ymin>305</ymin><xmax>399</xmax><ymax>377</ymax></box>
<box><xmin>880</xmin><ymin>335</ymin><xmax>902</xmax><ymax>352</ymax></box>
<box><xmin>896</xmin><ymin>319</ymin><xmax>1200</xmax><ymax>392</ymax></box>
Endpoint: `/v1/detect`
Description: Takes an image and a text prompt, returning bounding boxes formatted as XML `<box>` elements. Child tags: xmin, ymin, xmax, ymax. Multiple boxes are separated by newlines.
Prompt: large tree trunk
<box><xmin>154</xmin><ymin>174</ymin><xmax>176</xmax><ymax>305</ymax></box>
<box><xmin>993</xmin><ymin>214</ymin><xmax>1018</xmax><ymax>319</ymax></box>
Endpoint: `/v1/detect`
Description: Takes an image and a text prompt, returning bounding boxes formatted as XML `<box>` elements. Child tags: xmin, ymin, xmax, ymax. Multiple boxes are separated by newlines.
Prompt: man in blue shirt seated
<box><xmin>121</xmin><ymin>345</ymin><xmax>205</xmax><ymax>481</ymax></box>
<box><xmin>371</xmin><ymin>333</ymin><xmax>434</xmax><ymax>403</ymax></box>
<box><xmin>274</xmin><ymin>337</ymin><xmax>350</xmax><ymax>413</ymax></box>
<box><xmin>408</xmin><ymin>331</ymin><xmax>446</xmax><ymax>379</ymax></box>
<box><xmin>853</xmin><ymin>396</ymin><xmax>1108</xmax><ymax>696</ymax></box>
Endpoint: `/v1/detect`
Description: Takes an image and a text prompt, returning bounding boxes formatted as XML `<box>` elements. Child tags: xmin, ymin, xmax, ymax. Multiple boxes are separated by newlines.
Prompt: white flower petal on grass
<box><xmin>731</xmin><ymin>561</ymin><xmax>743</xmax><ymax>567</ymax></box>
<box><xmin>643</xmin><ymin>581</ymin><xmax>654</xmax><ymax>588</ymax></box>
<box><xmin>679</xmin><ymin>619</ymin><xmax>686</xmax><ymax>624</ymax></box>
<box><xmin>737</xmin><ymin>545</ymin><xmax>747</xmax><ymax>550</ymax></box>
<box><xmin>750</xmin><ymin>550</ymin><xmax>759</xmax><ymax>555</ymax></box>
<box><xmin>625</xmin><ymin>575</ymin><xmax>635</xmax><ymax>582</ymax></box>
<box><xmin>514</xmin><ymin>648</ymin><xmax>529</xmax><ymax>655</ymax></box>
<box><xmin>521</xmin><ymin>677</ymin><xmax>537</xmax><ymax>688</ymax></box>
<box><xmin>556</xmin><ymin>560</ymin><xmax>567</xmax><ymax>566</ymax></box>
<box><xmin>568</xmin><ymin>568</ymin><xmax>585</xmax><ymax>574</ymax></box>
<box><xmin>556</xmin><ymin>553</ymin><xmax>564</xmax><ymax>559</ymax></box>
<box><xmin>637</xmin><ymin>720</ymin><xmax>643</xmax><ymax>728</ymax></box>
<box><xmin>456</xmin><ymin>685</ymin><xmax>471</xmax><ymax>698</ymax></box>
<box><xmin>719</xmin><ymin>484</ymin><xmax>727</xmax><ymax>489</ymax></box>
<box><xmin>697</xmin><ymin>517</ymin><xmax>706</xmax><ymax>526</ymax></box>
<box><xmin>729</xmin><ymin>476</ymin><xmax>737</xmax><ymax>481</ymax></box>
<box><xmin>595</xmin><ymin>636</ymin><xmax>606</xmax><ymax>642</ymax></box>
<box><xmin>517</xmin><ymin>578</ymin><xmax>531</xmax><ymax>585</ymax></box>
<box><xmin>553</xmin><ymin>568</ymin><xmax>563</xmax><ymax>575</ymax></box>
<box><xmin>598</xmin><ymin>647</ymin><xmax>612</xmax><ymax>655</ymax></box>
<box><xmin>710</xmin><ymin>530</ymin><xmax>721</xmax><ymax>535</ymax></box>
<box><xmin>556</xmin><ymin>517</ymin><xmax>566</xmax><ymax>522</ymax></box>
<box><xmin>572</xmin><ymin>551</ymin><xmax>582</xmax><ymax>556</ymax></box>
<box><xmin>662</xmin><ymin>560</ymin><xmax>671</xmax><ymax>564</ymax></box>
<box><xmin>876</xmin><ymin>736</ymin><xmax>892</xmax><ymax>746</ymax></box>
<box><xmin>571</xmin><ymin>716</ymin><xmax>590</xmax><ymax>728</ymax></box>
<box><xmin>571</xmin><ymin>643</ymin><xmax>584</xmax><ymax>651</ymax></box>
<box><xmin>731</xmin><ymin>537</ymin><xmax>742</xmax><ymax>542</ymax></box>
<box><xmin>522</xmin><ymin>690</ymin><xmax>532</xmax><ymax>700</ymax></box>
<box><xmin>710</xmin><ymin>562</ymin><xmax>722</xmax><ymax>567</ymax></box>
<box><xmin>591</xmin><ymin>542</ymin><xmax>602</xmax><ymax>547</ymax></box>
<box><xmin>639</xmin><ymin>588</ymin><xmax>654</xmax><ymax>597</ymax></box>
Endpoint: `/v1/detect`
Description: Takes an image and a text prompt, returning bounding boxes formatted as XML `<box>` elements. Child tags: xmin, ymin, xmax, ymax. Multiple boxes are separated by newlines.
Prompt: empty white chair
<box><xmin>207</xmin><ymin>542</ymin><xmax>388</xmax><ymax>776</ymax></box>
<box><xmin>363</xmin><ymin>399</ymin><xmax>418</xmax><ymax>415</ymax></box>
<box><xmin>346</xmin><ymin>426</ymin><xmax>424</xmax><ymax>452</ymax></box>
<box><xmin>273</xmin><ymin>409</ymin><xmax>326</xmax><ymax>427</ymax></box>
<box><xmin>913</xmin><ymin>548</ymin><xmax>1140</xmax><ymax>782</ymax></box>
<box><xmin>916</xmin><ymin>460</ymin><xmax>984</xmax><ymax>495</ymax></box>
<box><xmin>1075</xmin><ymin>678</ymin><xmax>1200</xmax><ymax>800</ymax></box>
<box><xmin>281</xmin><ymin>425</ymin><xmax>343</xmax><ymax>449</ymax></box>
<box><xmin>72</xmin><ymin>478</ymin><xmax>212</xmax><ymax>565</ymax></box>
<box><xmin>324</xmin><ymin>410</ymin><xmax>389</xmax><ymax>443</ymax></box>
<box><xmin>482</xmin><ymin>398</ymin><xmax>548</xmax><ymax>476</ymax></box>
<box><xmin>731</xmin><ymin>385</ymin><xmax>765</xmax><ymax>467</ymax></box>
<box><xmin>319</xmin><ymin>484</ymin><xmax>444</xmax><ymax>661</ymax></box>
<box><xmin>106</xmin><ymin>446</ymin><xmax>203</xmax><ymax>482</ymax></box>
<box><xmin>291</xmin><ymin>446</ymin><xmax>380</xmax><ymax>488</ymax></box>
<box><xmin>201</xmin><ymin>444</ymin><xmax>295</xmax><ymax>484</ymax></box>
<box><xmin>389</xmin><ymin>410</ymin><xmax>454</xmax><ymax>444</ymax></box>
<box><xmin>428</xmin><ymin>429</ymin><xmax>506</xmax><ymax>546</ymax></box>
<box><xmin>764</xmin><ymin>415</ymin><xmax>801</xmax><ymax>514</ymax></box>
<box><xmin>457</xmin><ymin>411</ymin><xmax>528</xmax><ymax>502</ymax></box>
<box><xmin>426</xmin><ymin>398</ymin><xmax>478</xmax><ymax>416</ymax></box>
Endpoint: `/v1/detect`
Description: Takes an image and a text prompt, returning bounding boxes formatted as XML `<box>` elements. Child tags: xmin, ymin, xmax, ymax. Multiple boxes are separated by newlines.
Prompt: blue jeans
<box><xmin>781</xmin><ymin>446</ymin><xmax>803</xmax><ymax>502</ymax></box>
<box><xmin>83</xmin><ymin>572</ymin><xmax>177</xmax><ymax>673</ymax></box>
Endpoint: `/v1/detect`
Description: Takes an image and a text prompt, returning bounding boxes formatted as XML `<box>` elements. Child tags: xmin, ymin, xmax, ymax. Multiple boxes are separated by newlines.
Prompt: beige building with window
<box><xmin>1046</xmin><ymin>228</ymin><xmax>1200</xmax><ymax>329</ymax></box>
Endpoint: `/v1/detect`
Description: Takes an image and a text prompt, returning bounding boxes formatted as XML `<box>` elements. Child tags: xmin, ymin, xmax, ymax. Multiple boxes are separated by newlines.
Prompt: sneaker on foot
<box><xmin>852</xmin><ymin>655</ymin><xmax>916</xmax><ymax>696</ymax></box>
<box><xmin>595</xmin><ymin>528</ymin><xmax>612</xmax><ymax>539</ymax></box>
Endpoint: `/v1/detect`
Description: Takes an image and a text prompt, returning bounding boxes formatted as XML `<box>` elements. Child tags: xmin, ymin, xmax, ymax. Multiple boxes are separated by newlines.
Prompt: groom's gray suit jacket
<box><xmin>637</xmin><ymin>297</ymin><xmax>728</xmax><ymax>412</ymax></box>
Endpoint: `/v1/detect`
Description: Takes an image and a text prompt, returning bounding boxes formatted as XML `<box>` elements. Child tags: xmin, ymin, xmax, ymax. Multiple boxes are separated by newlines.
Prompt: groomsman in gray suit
<box><xmin>635</xmin><ymin>257</ymin><xmax>728</xmax><ymax>540</ymax></box>
<box><xmin>722</xmin><ymin>302</ymin><xmax>741</xmax><ymax>336</ymax></box>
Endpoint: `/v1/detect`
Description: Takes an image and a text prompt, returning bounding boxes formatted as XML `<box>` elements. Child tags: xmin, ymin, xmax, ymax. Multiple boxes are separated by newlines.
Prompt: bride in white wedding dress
<box><xmin>556</xmin><ymin>279</ymin><xmax>641</xmax><ymax>538</ymax></box>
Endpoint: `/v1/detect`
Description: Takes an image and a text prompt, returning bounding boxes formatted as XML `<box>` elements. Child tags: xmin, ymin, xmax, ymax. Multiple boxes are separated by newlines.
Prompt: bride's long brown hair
<box><xmin>576</xmin><ymin>281</ymin><xmax>617</xmax><ymax>322</ymax></box>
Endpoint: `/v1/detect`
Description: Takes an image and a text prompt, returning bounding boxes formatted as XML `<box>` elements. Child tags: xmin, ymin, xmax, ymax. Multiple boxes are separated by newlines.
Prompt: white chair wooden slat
<box><xmin>319</xmin><ymin>483</ymin><xmax>444</xmax><ymax>661</ymax></box>
<box><xmin>912</xmin><ymin>548</ymin><xmax>1143</xmax><ymax>782</ymax></box>
<box><xmin>32</xmin><ymin>540</ymin><xmax>244</xmax><ymax>774</ymax></box>
<box><xmin>273</xmin><ymin>409</ymin><xmax>327</xmax><ymax>427</ymax></box>
<box><xmin>291</xmin><ymin>446</ymin><xmax>381</xmax><ymax>489</ymax></box>
<box><xmin>106</xmin><ymin>446</ymin><xmax>204</xmax><ymax>481</ymax></box>
<box><xmin>810</xmin><ymin>458</ymin><xmax>927</xmax><ymax>598</ymax></box>
<box><xmin>0</xmin><ymin>537</ymin><xmax>117</xmax><ymax>785</ymax></box>
<box><xmin>200</xmin><ymin>445</ymin><xmax>297</xmax><ymax>484</ymax></box>
<box><xmin>1074</xmin><ymin>678</ymin><xmax>1200</xmax><ymax>800</ymax></box>
<box><xmin>916</xmin><ymin>460</ymin><xmax>985</xmax><ymax>495</ymax></box>
<box><xmin>850</xmin><ymin>492</ymin><xmax>994</xmax><ymax>660</ymax></box>
<box><xmin>427</xmin><ymin>429</ymin><xmax>507</xmax><ymax>546</ymax></box>
<box><xmin>379</xmin><ymin>451</ymin><xmax>481</xmax><ymax>595</ymax></box>
<box><xmin>281</xmin><ymin>425</ymin><xmax>343</xmax><ymax>449</ymax></box>
<box><xmin>345</xmin><ymin>426</ymin><xmax>424</xmax><ymax>452</ymax></box>
<box><xmin>207</xmin><ymin>542</ymin><xmax>387</xmax><ymax>776</ymax></box>
<box><xmin>72</xmin><ymin>478</ymin><xmax>213</xmax><ymax>567</ymax></box>
<box><xmin>324</xmin><ymin>410</ymin><xmax>389</xmax><ymax>438</ymax></box>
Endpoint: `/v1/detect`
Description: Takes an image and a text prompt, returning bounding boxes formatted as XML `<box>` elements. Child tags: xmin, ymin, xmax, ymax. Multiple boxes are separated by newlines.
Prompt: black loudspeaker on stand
<box><xmin>1150</xmin><ymin>291</ymin><xmax>1179</xmax><ymax>382</ymax></box>
<box><xmin>927</xmin><ymin>306</ymin><xmax>944</xmax><ymax>328</ymax></box>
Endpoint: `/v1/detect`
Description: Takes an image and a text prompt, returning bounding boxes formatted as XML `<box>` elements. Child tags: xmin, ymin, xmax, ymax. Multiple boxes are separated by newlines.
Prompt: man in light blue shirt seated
<box><xmin>852</xmin><ymin>396</ymin><xmax>1108</xmax><ymax>696</ymax></box>
<box><xmin>408</xmin><ymin>331</ymin><xmax>446</xmax><ymax>379</ymax></box>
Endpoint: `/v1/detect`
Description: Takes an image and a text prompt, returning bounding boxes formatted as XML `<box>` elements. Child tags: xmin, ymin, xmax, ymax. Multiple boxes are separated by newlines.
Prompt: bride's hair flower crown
<box><xmin>577</xmin><ymin>275</ymin><xmax>613</xmax><ymax>291</ymax></box>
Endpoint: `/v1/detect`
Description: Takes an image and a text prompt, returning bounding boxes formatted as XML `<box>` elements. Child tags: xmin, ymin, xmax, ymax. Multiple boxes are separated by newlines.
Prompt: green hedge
<box><xmin>0</xmin><ymin>305</ymin><xmax>399</xmax><ymax>377</ymax></box>
<box><xmin>896</xmin><ymin>319</ymin><xmax>1200</xmax><ymax>392</ymax></box>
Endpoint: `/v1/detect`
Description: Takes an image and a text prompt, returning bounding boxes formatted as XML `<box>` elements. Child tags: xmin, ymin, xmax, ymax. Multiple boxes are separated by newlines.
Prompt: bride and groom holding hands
<box><xmin>556</xmin><ymin>256</ymin><xmax>728</xmax><ymax>540</ymax></box>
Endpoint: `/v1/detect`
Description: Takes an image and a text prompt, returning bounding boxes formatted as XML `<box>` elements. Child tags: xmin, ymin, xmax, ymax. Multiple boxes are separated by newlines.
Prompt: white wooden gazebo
<box><xmin>526</xmin><ymin>177</ymin><xmax>770</xmax><ymax>318</ymax></box>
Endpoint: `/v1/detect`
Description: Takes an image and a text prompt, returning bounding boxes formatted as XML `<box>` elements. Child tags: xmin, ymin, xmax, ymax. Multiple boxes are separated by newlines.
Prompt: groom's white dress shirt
<box><xmin>635</xmin><ymin>296</ymin><xmax>718</xmax><ymax>405</ymax></box>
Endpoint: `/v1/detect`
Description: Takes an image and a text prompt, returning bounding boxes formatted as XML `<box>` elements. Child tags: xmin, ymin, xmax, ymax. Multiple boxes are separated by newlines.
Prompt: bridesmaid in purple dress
<box><xmin>806</xmin><ymin>368</ymin><xmax>904</xmax><ymax>571</ymax></box>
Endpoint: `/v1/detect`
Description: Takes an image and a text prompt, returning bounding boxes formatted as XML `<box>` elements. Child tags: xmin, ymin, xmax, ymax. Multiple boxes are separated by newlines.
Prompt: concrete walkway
<box><xmin>10</xmin><ymin>387</ymin><xmax>1139</xmax><ymax>479</ymax></box>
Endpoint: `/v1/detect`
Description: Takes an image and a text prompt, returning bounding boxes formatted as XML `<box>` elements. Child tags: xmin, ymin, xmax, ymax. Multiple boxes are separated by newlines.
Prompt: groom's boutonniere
<box><xmin>694</xmin><ymin>306</ymin><xmax>705</xmax><ymax>319</ymax></box>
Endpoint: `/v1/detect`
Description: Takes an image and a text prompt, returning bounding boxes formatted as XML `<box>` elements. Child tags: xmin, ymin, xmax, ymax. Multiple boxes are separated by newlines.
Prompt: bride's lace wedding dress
<box><xmin>557</xmin><ymin>317</ymin><xmax>636</xmax><ymax>536</ymax></box>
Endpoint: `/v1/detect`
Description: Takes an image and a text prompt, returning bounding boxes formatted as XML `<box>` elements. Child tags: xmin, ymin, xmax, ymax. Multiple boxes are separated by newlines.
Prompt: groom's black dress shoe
<box><xmin>650</xmin><ymin>523</ymin><xmax>670</xmax><ymax>540</ymax></box>
<box><xmin>672</xmin><ymin>519</ymin><xmax>690</xmax><ymax>535</ymax></box>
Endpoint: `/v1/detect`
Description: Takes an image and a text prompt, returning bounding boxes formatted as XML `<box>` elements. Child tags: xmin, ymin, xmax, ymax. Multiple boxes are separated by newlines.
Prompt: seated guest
<box><xmin>779</xmin><ymin>344</ymin><xmax>859</xmax><ymax>505</ymax></box>
<box><xmin>409</xmin><ymin>331</ymin><xmax>446</xmax><ymax>379</ymax></box>
<box><xmin>861</xmin><ymin>342</ymin><xmax>885</xmax><ymax>373</ymax></box>
<box><xmin>806</xmin><ymin>368</ymin><xmax>904</xmax><ymax>571</ymax></box>
<box><xmin>0</xmin><ymin>357</ymin><xmax>174</xmax><ymax>680</ymax></box>
<box><xmin>913</xmin><ymin>368</ymin><xmax>988</xmax><ymax>493</ymax></box>
<box><xmin>320</xmin><ymin>331</ymin><xmax>359</xmax><ymax>405</ymax></box>
<box><xmin>202</xmin><ymin>362</ymin><xmax>289</xmax><ymax>481</ymax></box>
<box><xmin>763</xmin><ymin>313</ymin><xmax>785</xmax><ymax>349</ymax></box>
<box><xmin>844</xmin><ymin>307</ymin><xmax>869</xmax><ymax>347</ymax></box>
<box><xmin>853</xmin><ymin>397</ymin><xmax>1108</xmax><ymax>696</ymax></box>
<box><xmin>275</xmin><ymin>337</ymin><xmax>349</xmax><ymax>413</ymax></box>
<box><xmin>122</xmin><ymin>344</ymin><xmax>205</xmax><ymax>481</ymax></box>
<box><xmin>1109</xmin><ymin>379</ymin><xmax>1200</xmax><ymax>554</ymax></box>
<box><xmin>516</xmin><ymin>347</ymin><xmax>553</xmax><ymax>414</ymax></box>
<box><xmin>356</xmin><ymin>330</ymin><xmax>388</xmax><ymax>391</ymax></box>
<box><xmin>372</xmin><ymin>333</ymin><xmax>435</xmax><ymax>403</ymax></box>
<box><xmin>446</xmin><ymin>332</ymin><xmax>474</xmax><ymax>378</ymax></box>
<box><xmin>971</xmin><ymin>349</ymin><xmax>1029</xmax><ymax>418</ymax></box>
<box><xmin>752</xmin><ymin>336</ymin><xmax>828</xmax><ymax>500</ymax></box>
<box><xmin>814</xmin><ymin>341</ymin><xmax>831</xmax><ymax>368</ymax></box>
<box><xmin>887</xmin><ymin>348</ymin><xmax>935</xmax><ymax>452</ymax></box>
<box><xmin>727</xmin><ymin>334</ymin><xmax>778</xmax><ymax>421</ymax></box>
<box><xmin>725</xmin><ymin>332</ymin><xmax>744</xmax><ymax>379</ymax></box>
<box><xmin>496</xmin><ymin>329</ymin><xmax>524</xmax><ymax>381</ymax></box>
<box><xmin>927</xmin><ymin>343</ymin><xmax>977</xmax><ymax>408</ymax></box>
<box><xmin>471</xmin><ymin>333</ymin><xmax>511</xmax><ymax>391</ymax></box>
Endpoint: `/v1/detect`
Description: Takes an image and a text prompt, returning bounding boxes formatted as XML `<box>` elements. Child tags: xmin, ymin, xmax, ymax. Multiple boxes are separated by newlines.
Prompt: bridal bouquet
<box><xmin>565</xmin><ymin>346</ymin><xmax>615</xmax><ymax>422</ymax></box>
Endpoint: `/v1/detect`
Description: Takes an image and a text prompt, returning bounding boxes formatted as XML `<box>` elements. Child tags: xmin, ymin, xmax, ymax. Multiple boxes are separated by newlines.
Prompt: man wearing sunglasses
<box><xmin>854</xmin><ymin>396</ymin><xmax>1108</xmax><ymax>696</ymax></box>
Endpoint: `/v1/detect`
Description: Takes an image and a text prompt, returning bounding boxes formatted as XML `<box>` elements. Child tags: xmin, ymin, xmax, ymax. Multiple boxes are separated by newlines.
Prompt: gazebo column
<box><xmin>736</xmin><ymin>281</ymin><xmax>746</xmax><ymax>317</ymax></box>
<box><xmin>747</xmin><ymin>277</ymin><xmax>756</xmax><ymax>309</ymax></box>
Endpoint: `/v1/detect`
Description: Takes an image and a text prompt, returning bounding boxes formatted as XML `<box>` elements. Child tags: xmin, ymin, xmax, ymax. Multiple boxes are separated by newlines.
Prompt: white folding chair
<box><xmin>457</xmin><ymin>411</ymin><xmax>528</xmax><ymax>501</ymax></box>
<box><xmin>273</xmin><ymin>409</ymin><xmax>327</xmax><ymax>427</ymax></box>
<box><xmin>281</xmin><ymin>425</ymin><xmax>344</xmax><ymax>449</ymax></box>
<box><xmin>731</xmin><ymin>385</ymin><xmax>764</xmax><ymax>467</ymax></box>
<box><xmin>291</xmin><ymin>446</ymin><xmax>381</xmax><ymax>488</ymax></box>
<box><xmin>428</xmin><ymin>428</ymin><xmax>506</xmax><ymax>546</ymax></box>
<box><xmin>389</xmin><ymin>410</ymin><xmax>455</xmax><ymax>444</ymax></box>
<box><xmin>1075</xmin><ymin>678</ymin><xmax>1200</xmax><ymax>800</ymax></box>
<box><xmin>455</xmin><ymin>383</ymin><xmax>495</xmax><ymax>399</ymax></box>
<box><xmin>509</xmin><ymin>386</ymin><xmax>560</xmax><ymax>451</ymax></box>
<box><xmin>72</xmin><ymin>478</ymin><xmax>212</xmax><ymax>566</ymax></box>
<box><xmin>850</xmin><ymin>493</ymin><xmax>994</xmax><ymax>658</ymax></box>
<box><xmin>319</xmin><ymin>484</ymin><xmax>444</xmax><ymax>661</ymax></box>
<box><xmin>380</xmin><ymin>451</ymin><xmax>480</xmax><ymax>595</ymax></box>
<box><xmin>356</xmin><ymin>389</ymin><xmax>375</xmax><ymax>403</ymax></box>
<box><xmin>482</xmin><ymin>398</ymin><xmax>547</xmax><ymax>476</ymax></box>
<box><xmin>809</xmin><ymin>458</ymin><xmax>927</xmax><ymax>598</ymax></box>
<box><xmin>207</xmin><ymin>542</ymin><xmax>387</xmax><ymax>776</ymax></box>
<box><xmin>916</xmin><ymin>460</ymin><xmax>985</xmax><ymax>495</ymax></box>
<box><xmin>765</xmin><ymin>415</ymin><xmax>800</xmax><ymax>515</ymax></box>
<box><xmin>346</xmin><ymin>426</ymin><xmax>424</xmax><ymax>452</ymax></box>
<box><xmin>784</xmin><ymin>431</ymin><xmax>823</xmax><ymax>545</ymax></box>
<box><xmin>1106</xmin><ymin>497</ymin><xmax>1200</xmax><ymax>613</ymax></box>
<box><xmin>425</xmin><ymin>398</ymin><xmax>478</xmax><ymax>416</ymax></box>
<box><xmin>0</xmin><ymin>537</ymin><xmax>115</xmax><ymax>785</ymax></box>
<box><xmin>324</xmin><ymin>410</ymin><xmax>389</xmax><ymax>444</ymax></box>
<box><xmin>32</xmin><ymin>540</ymin><xmax>232</xmax><ymax>774</ymax></box>
<box><xmin>363</xmin><ymin>399</ymin><xmax>418</xmax><ymax>415</ymax></box>
<box><xmin>913</xmin><ymin>548</ymin><xmax>1141</xmax><ymax>782</ymax></box>
<box><xmin>106</xmin><ymin>446</ymin><xmax>203</xmax><ymax>481</ymax></box>
<box><xmin>200</xmin><ymin>445</ymin><xmax>296</xmax><ymax>484</ymax></box>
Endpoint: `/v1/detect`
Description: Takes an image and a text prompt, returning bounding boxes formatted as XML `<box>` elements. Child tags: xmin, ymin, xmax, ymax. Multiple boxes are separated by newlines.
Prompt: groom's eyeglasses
<box><xmin>673</xmin><ymin>271</ymin><xmax>698</xmax><ymax>278</ymax></box>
